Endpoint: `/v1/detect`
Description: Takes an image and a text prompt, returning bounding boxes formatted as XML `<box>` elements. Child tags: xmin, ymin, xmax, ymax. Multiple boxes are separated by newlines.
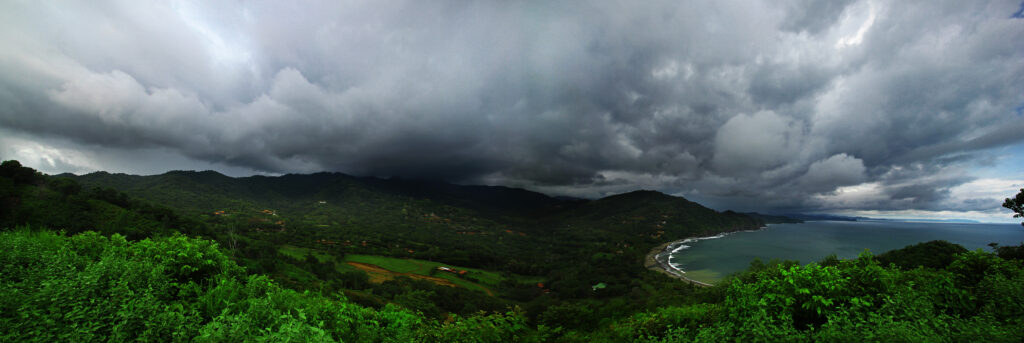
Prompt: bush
<box><xmin>0</xmin><ymin>229</ymin><xmax>434</xmax><ymax>342</ymax></box>
<box><xmin>604</xmin><ymin>249</ymin><xmax>1024</xmax><ymax>342</ymax></box>
<box><xmin>877</xmin><ymin>240</ymin><xmax>968</xmax><ymax>270</ymax></box>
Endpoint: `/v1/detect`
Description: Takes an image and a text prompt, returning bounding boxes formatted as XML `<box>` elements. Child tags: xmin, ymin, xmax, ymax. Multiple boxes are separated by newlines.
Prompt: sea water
<box><xmin>667</xmin><ymin>221</ymin><xmax>1024</xmax><ymax>284</ymax></box>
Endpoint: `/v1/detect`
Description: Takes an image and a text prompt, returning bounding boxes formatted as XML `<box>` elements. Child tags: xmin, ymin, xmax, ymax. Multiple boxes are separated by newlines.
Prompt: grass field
<box><xmin>277</xmin><ymin>246</ymin><xmax>540</xmax><ymax>294</ymax></box>
<box><xmin>343</xmin><ymin>254</ymin><xmax>503</xmax><ymax>293</ymax></box>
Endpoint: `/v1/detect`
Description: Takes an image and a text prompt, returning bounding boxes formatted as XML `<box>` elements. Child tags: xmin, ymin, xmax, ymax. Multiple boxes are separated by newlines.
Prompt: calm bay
<box><xmin>667</xmin><ymin>221</ymin><xmax>1024</xmax><ymax>284</ymax></box>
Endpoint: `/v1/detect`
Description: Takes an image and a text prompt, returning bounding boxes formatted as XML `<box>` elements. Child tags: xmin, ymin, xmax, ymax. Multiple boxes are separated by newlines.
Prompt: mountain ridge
<box><xmin>66</xmin><ymin>169</ymin><xmax>739</xmax><ymax>223</ymax></box>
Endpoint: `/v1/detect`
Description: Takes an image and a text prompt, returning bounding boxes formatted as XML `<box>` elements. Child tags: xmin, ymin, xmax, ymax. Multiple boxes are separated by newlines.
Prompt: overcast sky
<box><xmin>2</xmin><ymin>1</ymin><xmax>1023</xmax><ymax>222</ymax></box>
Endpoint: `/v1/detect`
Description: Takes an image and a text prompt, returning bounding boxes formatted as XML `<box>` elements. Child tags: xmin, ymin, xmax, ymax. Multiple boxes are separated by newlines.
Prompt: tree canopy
<box><xmin>1005</xmin><ymin>188</ymin><xmax>1024</xmax><ymax>227</ymax></box>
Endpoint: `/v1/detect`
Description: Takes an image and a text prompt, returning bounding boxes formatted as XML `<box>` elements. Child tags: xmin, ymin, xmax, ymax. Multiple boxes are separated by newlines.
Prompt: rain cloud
<box><xmin>1</xmin><ymin>0</ymin><xmax>1023</xmax><ymax>219</ymax></box>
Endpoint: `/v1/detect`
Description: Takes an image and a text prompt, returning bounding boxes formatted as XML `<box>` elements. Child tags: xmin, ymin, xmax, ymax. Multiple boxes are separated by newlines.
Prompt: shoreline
<box><xmin>644</xmin><ymin>227</ymin><xmax>767</xmax><ymax>287</ymax></box>
<box><xmin>644</xmin><ymin>238</ymin><xmax>714</xmax><ymax>287</ymax></box>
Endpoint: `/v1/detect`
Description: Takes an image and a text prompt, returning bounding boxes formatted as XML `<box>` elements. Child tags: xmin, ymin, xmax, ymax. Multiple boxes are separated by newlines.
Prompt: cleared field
<box><xmin>345</xmin><ymin>261</ymin><xmax>461</xmax><ymax>288</ymax></box>
<box><xmin>276</xmin><ymin>246</ymin><xmax>540</xmax><ymax>295</ymax></box>
<box><xmin>342</xmin><ymin>254</ymin><xmax>499</xmax><ymax>294</ymax></box>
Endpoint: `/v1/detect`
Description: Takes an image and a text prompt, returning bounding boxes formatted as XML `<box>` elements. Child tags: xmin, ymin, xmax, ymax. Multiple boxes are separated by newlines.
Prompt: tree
<box><xmin>0</xmin><ymin>160</ymin><xmax>41</xmax><ymax>185</ymax></box>
<box><xmin>49</xmin><ymin>177</ymin><xmax>82</xmax><ymax>196</ymax></box>
<box><xmin>1004</xmin><ymin>188</ymin><xmax>1024</xmax><ymax>227</ymax></box>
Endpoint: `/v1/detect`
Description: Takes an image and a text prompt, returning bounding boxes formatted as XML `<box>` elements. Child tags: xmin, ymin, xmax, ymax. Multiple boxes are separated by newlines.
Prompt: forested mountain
<box><xmin>69</xmin><ymin>169</ymin><xmax>563</xmax><ymax>218</ymax></box>
<box><xmin>5</xmin><ymin>160</ymin><xmax>767</xmax><ymax>322</ymax></box>
<box><xmin>62</xmin><ymin>169</ymin><xmax>765</xmax><ymax>275</ymax></box>
<box><xmin>3</xmin><ymin>160</ymin><xmax>1023</xmax><ymax>341</ymax></box>
<box><xmin>0</xmin><ymin>161</ymin><xmax>207</xmax><ymax>239</ymax></box>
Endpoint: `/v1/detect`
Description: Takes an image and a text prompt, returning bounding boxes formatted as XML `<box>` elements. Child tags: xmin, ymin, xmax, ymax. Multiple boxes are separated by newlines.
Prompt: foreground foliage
<box><xmin>3</xmin><ymin>229</ymin><xmax>1022</xmax><ymax>342</ymax></box>
<box><xmin>610</xmin><ymin>250</ymin><xmax>1024</xmax><ymax>342</ymax></box>
<box><xmin>0</xmin><ymin>229</ymin><xmax>535</xmax><ymax>342</ymax></box>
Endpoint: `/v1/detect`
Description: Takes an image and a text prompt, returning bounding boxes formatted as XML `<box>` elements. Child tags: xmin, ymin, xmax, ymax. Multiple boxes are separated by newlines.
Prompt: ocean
<box><xmin>666</xmin><ymin>220</ymin><xmax>1024</xmax><ymax>284</ymax></box>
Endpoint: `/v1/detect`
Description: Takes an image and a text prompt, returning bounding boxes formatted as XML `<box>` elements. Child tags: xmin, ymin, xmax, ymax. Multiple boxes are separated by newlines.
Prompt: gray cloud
<box><xmin>1</xmin><ymin>0</ymin><xmax>1023</xmax><ymax>216</ymax></box>
<box><xmin>776</xmin><ymin>0</ymin><xmax>858</xmax><ymax>34</ymax></box>
<box><xmin>798</xmin><ymin>154</ymin><xmax>866</xmax><ymax>194</ymax></box>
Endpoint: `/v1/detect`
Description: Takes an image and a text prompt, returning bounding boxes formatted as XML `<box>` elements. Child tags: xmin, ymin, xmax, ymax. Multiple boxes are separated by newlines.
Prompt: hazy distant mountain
<box><xmin>780</xmin><ymin>213</ymin><xmax>864</xmax><ymax>222</ymax></box>
<box><xmin>743</xmin><ymin>213</ymin><xmax>804</xmax><ymax>224</ymax></box>
<box><xmin>866</xmin><ymin>218</ymin><xmax>982</xmax><ymax>224</ymax></box>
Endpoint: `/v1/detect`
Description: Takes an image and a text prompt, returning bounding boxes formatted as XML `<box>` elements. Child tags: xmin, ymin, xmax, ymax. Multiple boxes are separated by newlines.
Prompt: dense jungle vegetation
<box><xmin>2</xmin><ymin>159</ymin><xmax>1023</xmax><ymax>341</ymax></box>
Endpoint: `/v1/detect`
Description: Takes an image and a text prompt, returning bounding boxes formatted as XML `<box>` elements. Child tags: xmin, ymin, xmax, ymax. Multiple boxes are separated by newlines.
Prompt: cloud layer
<box><xmin>1</xmin><ymin>0</ymin><xmax>1023</xmax><ymax>217</ymax></box>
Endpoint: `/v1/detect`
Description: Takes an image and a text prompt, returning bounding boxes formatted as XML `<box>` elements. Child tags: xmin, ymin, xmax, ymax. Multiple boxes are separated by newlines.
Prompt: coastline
<box><xmin>644</xmin><ymin>227</ymin><xmax>767</xmax><ymax>287</ymax></box>
<box><xmin>644</xmin><ymin>238</ymin><xmax>714</xmax><ymax>287</ymax></box>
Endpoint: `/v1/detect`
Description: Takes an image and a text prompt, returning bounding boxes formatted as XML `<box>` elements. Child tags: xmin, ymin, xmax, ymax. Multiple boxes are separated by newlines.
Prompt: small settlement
<box><xmin>436</xmin><ymin>266</ymin><xmax>468</xmax><ymax>275</ymax></box>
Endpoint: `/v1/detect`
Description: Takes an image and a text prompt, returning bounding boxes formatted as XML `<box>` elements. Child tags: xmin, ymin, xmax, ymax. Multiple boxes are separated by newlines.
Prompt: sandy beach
<box><xmin>644</xmin><ymin>239</ymin><xmax>714</xmax><ymax>287</ymax></box>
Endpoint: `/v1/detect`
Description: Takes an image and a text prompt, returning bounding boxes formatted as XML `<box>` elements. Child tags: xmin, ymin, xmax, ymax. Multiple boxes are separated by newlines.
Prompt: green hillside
<box><xmin>62</xmin><ymin>168</ymin><xmax>765</xmax><ymax>278</ymax></box>
<box><xmin>4</xmin><ymin>159</ymin><xmax>1023</xmax><ymax>341</ymax></box>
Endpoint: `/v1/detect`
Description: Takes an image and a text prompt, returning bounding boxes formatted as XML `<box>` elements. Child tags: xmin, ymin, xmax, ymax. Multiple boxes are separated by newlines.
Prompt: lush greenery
<box><xmin>5</xmin><ymin>228</ymin><xmax>1022</xmax><ymax>341</ymax></box>
<box><xmin>875</xmin><ymin>240</ymin><xmax>968</xmax><ymax>270</ymax></box>
<box><xmin>0</xmin><ymin>161</ymin><xmax>207</xmax><ymax>239</ymax></box>
<box><xmin>0</xmin><ymin>229</ymin><xmax>534</xmax><ymax>342</ymax></box>
<box><xmin>610</xmin><ymin>250</ymin><xmax>1024</xmax><ymax>341</ymax></box>
<box><xmin>1005</xmin><ymin>188</ymin><xmax>1024</xmax><ymax>227</ymax></box>
<box><xmin>52</xmin><ymin>164</ymin><xmax>764</xmax><ymax>315</ymax></box>
<box><xmin>0</xmin><ymin>160</ymin><xmax>763</xmax><ymax>331</ymax></box>
<box><xmin>2</xmin><ymin>159</ymin><xmax>1023</xmax><ymax>341</ymax></box>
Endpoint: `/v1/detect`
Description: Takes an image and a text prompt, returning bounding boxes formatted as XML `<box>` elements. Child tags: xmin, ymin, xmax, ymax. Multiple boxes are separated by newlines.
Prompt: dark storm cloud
<box><xmin>1</xmin><ymin>0</ymin><xmax>1022</xmax><ymax>216</ymax></box>
<box><xmin>776</xmin><ymin>0</ymin><xmax>858</xmax><ymax>34</ymax></box>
